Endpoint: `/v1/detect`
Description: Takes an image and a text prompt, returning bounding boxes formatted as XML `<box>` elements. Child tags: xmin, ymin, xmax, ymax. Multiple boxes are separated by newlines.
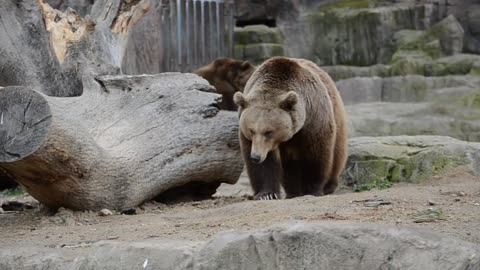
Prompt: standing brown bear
<box><xmin>193</xmin><ymin>57</ymin><xmax>255</xmax><ymax>111</ymax></box>
<box><xmin>233</xmin><ymin>57</ymin><xmax>347</xmax><ymax>200</ymax></box>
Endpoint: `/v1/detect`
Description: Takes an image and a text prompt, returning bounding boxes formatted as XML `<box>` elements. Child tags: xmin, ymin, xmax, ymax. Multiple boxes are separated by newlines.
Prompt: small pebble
<box><xmin>107</xmin><ymin>235</ymin><xmax>119</xmax><ymax>240</ymax></box>
<box><xmin>99</xmin><ymin>209</ymin><xmax>113</xmax><ymax>216</ymax></box>
<box><xmin>474</xmin><ymin>203</ymin><xmax>480</xmax><ymax>206</ymax></box>
<box><xmin>455</xmin><ymin>198</ymin><xmax>461</xmax><ymax>202</ymax></box>
<box><xmin>427</xmin><ymin>200</ymin><xmax>435</xmax><ymax>206</ymax></box>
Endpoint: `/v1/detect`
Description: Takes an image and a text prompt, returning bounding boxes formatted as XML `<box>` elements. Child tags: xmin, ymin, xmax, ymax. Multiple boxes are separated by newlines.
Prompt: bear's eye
<box><xmin>249</xmin><ymin>129</ymin><xmax>255</xmax><ymax>135</ymax></box>
<box><xmin>264</xmin><ymin>131</ymin><xmax>273</xmax><ymax>138</ymax></box>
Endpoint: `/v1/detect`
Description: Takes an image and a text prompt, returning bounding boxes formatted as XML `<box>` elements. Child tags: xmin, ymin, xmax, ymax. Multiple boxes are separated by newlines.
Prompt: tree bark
<box><xmin>0</xmin><ymin>75</ymin><xmax>243</xmax><ymax>211</ymax></box>
<box><xmin>0</xmin><ymin>0</ymin><xmax>243</xmax><ymax>210</ymax></box>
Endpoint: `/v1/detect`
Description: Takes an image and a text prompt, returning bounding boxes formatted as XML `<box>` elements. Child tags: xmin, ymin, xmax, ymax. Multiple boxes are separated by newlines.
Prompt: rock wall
<box><xmin>234</xmin><ymin>0</ymin><xmax>480</xmax><ymax>63</ymax></box>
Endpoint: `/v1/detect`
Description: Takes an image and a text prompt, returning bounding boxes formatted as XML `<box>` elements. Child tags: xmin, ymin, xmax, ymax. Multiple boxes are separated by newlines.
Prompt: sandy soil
<box><xmin>1</xmin><ymin>167</ymin><xmax>480</xmax><ymax>249</ymax></box>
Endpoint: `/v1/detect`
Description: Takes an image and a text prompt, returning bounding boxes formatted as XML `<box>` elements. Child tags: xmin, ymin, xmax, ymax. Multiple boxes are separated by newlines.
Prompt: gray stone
<box><xmin>345</xmin><ymin>86</ymin><xmax>480</xmax><ymax>141</ymax></box>
<box><xmin>342</xmin><ymin>136</ymin><xmax>480</xmax><ymax>186</ymax></box>
<box><xmin>390</xmin><ymin>50</ymin><xmax>431</xmax><ymax>75</ymax></box>
<box><xmin>429</xmin><ymin>15</ymin><xmax>464</xmax><ymax>56</ymax></box>
<box><xmin>322</xmin><ymin>64</ymin><xmax>391</xmax><ymax>81</ymax></box>
<box><xmin>425</xmin><ymin>54</ymin><xmax>480</xmax><ymax>76</ymax></box>
<box><xmin>196</xmin><ymin>222</ymin><xmax>480</xmax><ymax>269</ymax></box>
<box><xmin>234</xmin><ymin>25</ymin><xmax>284</xmax><ymax>45</ymax></box>
<box><xmin>392</xmin><ymin>15</ymin><xmax>464</xmax><ymax>58</ymax></box>
<box><xmin>238</xmin><ymin>43</ymin><xmax>285</xmax><ymax>64</ymax></box>
<box><xmin>336</xmin><ymin>77</ymin><xmax>383</xmax><ymax>105</ymax></box>
<box><xmin>99</xmin><ymin>209</ymin><xmax>113</xmax><ymax>216</ymax></box>
<box><xmin>337</xmin><ymin>75</ymin><xmax>475</xmax><ymax>104</ymax></box>
<box><xmin>465</xmin><ymin>5</ymin><xmax>480</xmax><ymax>53</ymax></box>
<box><xmin>1</xmin><ymin>222</ymin><xmax>479</xmax><ymax>269</ymax></box>
<box><xmin>307</xmin><ymin>4</ymin><xmax>436</xmax><ymax>66</ymax></box>
<box><xmin>393</xmin><ymin>29</ymin><xmax>425</xmax><ymax>49</ymax></box>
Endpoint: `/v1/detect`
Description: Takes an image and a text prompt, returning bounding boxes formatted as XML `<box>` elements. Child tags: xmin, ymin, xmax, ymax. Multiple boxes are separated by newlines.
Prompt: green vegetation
<box><xmin>318</xmin><ymin>0</ymin><xmax>376</xmax><ymax>12</ymax></box>
<box><xmin>414</xmin><ymin>208</ymin><xmax>445</xmax><ymax>223</ymax></box>
<box><xmin>1</xmin><ymin>186</ymin><xmax>24</xmax><ymax>197</ymax></box>
<box><xmin>353</xmin><ymin>178</ymin><xmax>393</xmax><ymax>192</ymax></box>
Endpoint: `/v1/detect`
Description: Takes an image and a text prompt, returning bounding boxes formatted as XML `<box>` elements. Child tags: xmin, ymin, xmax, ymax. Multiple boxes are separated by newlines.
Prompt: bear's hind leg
<box><xmin>323</xmin><ymin>178</ymin><xmax>338</xmax><ymax>195</ymax></box>
<box><xmin>302</xmin><ymin>144</ymin><xmax>334</xmax><ymax>197</ymax></box>
<box><xmin>241</xmin><ymin>134</ymin><xmax>281</xmax><ymax>200</ymax></box>
<box><xmin>324</xmin><ymin>122</ymin><xmax>347</xmax><ymax>195</ymax></box>
<box><xmin>302</xmin><ymin>161</ymin><xmax>327</xmax><ymax>196</ymax></box>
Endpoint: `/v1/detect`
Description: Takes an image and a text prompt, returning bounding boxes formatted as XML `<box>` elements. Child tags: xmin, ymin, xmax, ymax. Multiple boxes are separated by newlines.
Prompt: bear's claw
<box><xmin>255</xmin><ymin>192</ymin><xmax>279</xmax><ymax>200</ymax></box>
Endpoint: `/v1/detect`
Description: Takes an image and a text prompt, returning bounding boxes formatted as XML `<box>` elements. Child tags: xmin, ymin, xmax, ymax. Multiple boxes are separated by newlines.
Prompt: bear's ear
<box><xmin>233</xmin><ymin>92</ymin><xmax>247</xmax><ymax>108</ymax></box>
<box><xmin>240</xmin><ymin>61</ymin><xmax>252</xmax><ymax>70</ymax></box>
<box><xmin>279</xmin><ymin>91</ymin><xmax>298</xmax><ymax>111</ymax></box>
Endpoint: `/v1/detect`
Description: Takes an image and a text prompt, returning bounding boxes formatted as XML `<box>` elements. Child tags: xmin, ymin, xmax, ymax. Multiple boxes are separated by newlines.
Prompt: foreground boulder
<box><xmin>1</xmin><ymin>221</ymin><xmax>479</xmax><ymax>269</ymax></box>
<box><xmin>342</xmin><ymin>136</ymin><xmax>480</xmax><ymax>187</ymax></box>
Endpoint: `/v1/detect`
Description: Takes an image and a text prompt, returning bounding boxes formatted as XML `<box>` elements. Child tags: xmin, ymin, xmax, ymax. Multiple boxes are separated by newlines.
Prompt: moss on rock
<box><xmin>342</xmin><ymin>136</ymin><xmax>480</xmax><ymax>189</ymax></box>
<box><xmin>234</xmin><ymin>25</ymin><xmax>284</xmax><ymax>45</ymax></box>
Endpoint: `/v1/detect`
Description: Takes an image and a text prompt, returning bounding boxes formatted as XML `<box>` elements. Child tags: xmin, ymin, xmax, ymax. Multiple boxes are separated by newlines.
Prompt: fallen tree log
<box><xmin>0</xmin><ymin>0</ymin><xmax>243</xmax><ymax>210</ymax></box>
<box><xmin>0</xmin><ymin>74</ymin><xmax>243</xmax><ymax>211</ymax></box>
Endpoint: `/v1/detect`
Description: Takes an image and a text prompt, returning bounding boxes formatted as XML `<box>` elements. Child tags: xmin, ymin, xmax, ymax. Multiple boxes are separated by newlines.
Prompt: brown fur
<box><xmin>234</xmin><ymin>57</ymin><xmax>347</xmax><ymax>200</ymax></box>
<box><xmin>193</xmin><ymin>57</ymin><xmax>255</xmax><ymax>111</ymax></box>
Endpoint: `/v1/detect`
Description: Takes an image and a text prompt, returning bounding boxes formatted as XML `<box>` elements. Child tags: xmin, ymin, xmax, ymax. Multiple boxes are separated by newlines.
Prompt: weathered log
<box><xmin>0</xmin><ymin>0</ymin><xmax>243</xmax><ymax>210</ymax></box>
<box><xmin>0</xmin><ymin>74</ymin><xmax>243</xmax><ymax>210</ymax></box>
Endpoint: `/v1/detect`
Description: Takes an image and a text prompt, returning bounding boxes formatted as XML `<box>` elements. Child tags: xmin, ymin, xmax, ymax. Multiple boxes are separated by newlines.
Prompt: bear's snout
<box><xmin>250</xmin><ymin>154</ymin><xmax>262</xmax><ymax>164</ymax></box>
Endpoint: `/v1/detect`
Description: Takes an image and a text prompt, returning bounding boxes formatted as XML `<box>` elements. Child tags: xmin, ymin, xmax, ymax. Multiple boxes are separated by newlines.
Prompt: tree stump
<box><xmin>0</xmin><ymin>0</ymin><xmax>243</xmax><ymax>210</ymax></box>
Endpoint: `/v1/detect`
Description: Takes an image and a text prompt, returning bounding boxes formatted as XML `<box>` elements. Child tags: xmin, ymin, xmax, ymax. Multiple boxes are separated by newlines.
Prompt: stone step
<box><xmin>346</xmin><ymin>101</ymin><xmax>480</xmax><ymax>141</ymax></box>
<box><xmin>337</xmin><ymin>75</ymin><xmax>480</xmax><ymax>104</ymax></box>
<box><xmin>1</xmin><ymin>221</ymin><xmax>479</xmax><ymax>269</ymax></box>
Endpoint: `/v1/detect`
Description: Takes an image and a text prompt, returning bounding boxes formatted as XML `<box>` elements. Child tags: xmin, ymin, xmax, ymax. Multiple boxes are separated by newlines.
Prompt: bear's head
<box><xmin>234</xmin><ymin>91</ymin><xmax>306</xmax><ymax>164</ymax></box>
<box><xmin>213</xmin><ymin>58</ymin><xmax>255</xmax><ymax>92</ymax></box>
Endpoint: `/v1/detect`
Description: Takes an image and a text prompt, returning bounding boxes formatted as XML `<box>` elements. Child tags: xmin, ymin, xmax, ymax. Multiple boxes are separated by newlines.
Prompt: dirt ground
<box><xmin>1</xmin><ymin>167</ymin><xmax>480</xmax><ymax>249</ymax></box>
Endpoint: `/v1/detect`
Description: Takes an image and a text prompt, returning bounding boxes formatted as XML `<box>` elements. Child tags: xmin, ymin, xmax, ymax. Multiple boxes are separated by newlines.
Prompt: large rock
<box><xmin>342</xmin><ymin>136</ymin><xmax>480</xmax><ymax>187</ymax></box>
<box><xmin>239</xmin><ymin>43</ymin><xmax>284</xmax><ymax>64</ymax></box>
<box><xmin>390</xmin><ymin>50</ymin><xmax>433</xmax><ymax>76</ymax></box>
<box><xmin>388</xmin><ymin>53</ymin><xmax>480</xmax><ymax>76</ymax></box>
<box><xmin>234</xmin><ymin>25</ymin><xmax>283</xmax><ymax>44</ymax></box>
<box><xmin>1</xmin><ymin>221</ymin><xmax>479</xmax><ymax>269</ymax></box>
<box><xmin>458</xmin><ymin>3</ymin><xmax>480</xmax><ymax>54</ymax></box>
<box><xmin>234</xmin><ymin>0</ymin><xmax>480</xmax><ymax>61</ymax></box>
<box><xmin>425</xmin><ymin>54</ymin><xmax>480</xmax><ymax>76</ymax></box>
<box><xmin>393</xmin><ymin>15</ymin><xmax>464</xmax><ymax>58</ymax></box>
<box><xmin>307</xmin><ymin>4</ymin><xmax>438</xmax><ymax>66</ymax></box>
<box><xmin>234</xmin><ymin>25</ymin><xmax>285</xmax><ymax>64</ymax></box>
<box><xmin>337</xmin><ymin>75</ymin><xmax>476</xmax><ymax>104</ymax></box>
<box><xmin>321</xmin><ymin>64</ymin><xmax>391</xmax><ymax>81</ymax></box>
<box><xmin>340</xmin><ymin>75</ymin><xmax>480</xmax><ymax>141</ymax></box>
<box><xmin>346</xmin><ymin>101</ymin><xmax>480</xmax><ymax>141</ymax></box>
<box><xmin>234</xmin><ymin>0</ymin><xmax>283</xmax><ymax>22</ymax></box>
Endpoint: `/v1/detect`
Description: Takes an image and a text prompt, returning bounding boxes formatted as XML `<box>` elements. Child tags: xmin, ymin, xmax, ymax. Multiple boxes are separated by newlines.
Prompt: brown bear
<box><xmin>193</xmin><ymin>57</ymin><xmax>255</xmax><ymax>111</ymax></box>
<box><xmin>233</xmin><ymin>57</ymin><xmax>347</xmax><ymax>200</ymax></box>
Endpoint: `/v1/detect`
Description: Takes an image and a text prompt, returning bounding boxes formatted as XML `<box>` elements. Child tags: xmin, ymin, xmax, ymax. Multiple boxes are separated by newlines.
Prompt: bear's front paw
<box><xmin>254</xmin><ymin>192</ymin><xmax>279</xmax><ymax>200</ymax></box>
